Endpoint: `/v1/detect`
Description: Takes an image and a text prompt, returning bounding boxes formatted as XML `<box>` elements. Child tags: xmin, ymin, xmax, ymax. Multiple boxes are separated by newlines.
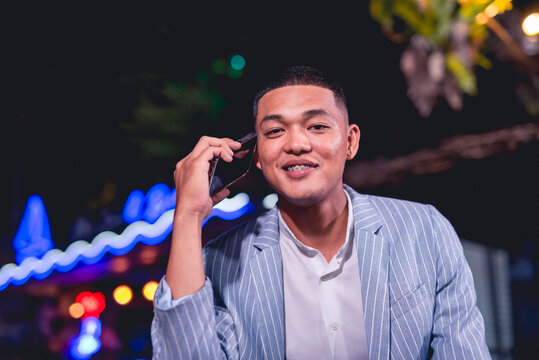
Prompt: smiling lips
<box><xmin>286</xmin><ymin>164</ymin><xmax>312</xmax><ymax>171</ymax></box>
<box><xmin>282</xmin><ymin>160</ymin><xmax>318</xmax><ymax>178</ymax></box>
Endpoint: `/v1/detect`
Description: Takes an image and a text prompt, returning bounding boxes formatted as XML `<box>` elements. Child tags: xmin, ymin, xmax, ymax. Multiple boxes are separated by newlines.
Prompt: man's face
<box><xmin>255</xmin><ymin>85</ymin><xmax>360</xmax><ymax>206</ymax></box>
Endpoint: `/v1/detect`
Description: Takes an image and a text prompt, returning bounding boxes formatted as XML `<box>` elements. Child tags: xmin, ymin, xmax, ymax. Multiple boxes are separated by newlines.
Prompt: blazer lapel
<box><xmin>248</xmin><ymin>208</ymin><xmax>285</xmax><ymax>359</ymax></box>
<box><xmin>346</xmin><ymin>185</ymin><xmax>391</xmax><ymax>360</ymax></box>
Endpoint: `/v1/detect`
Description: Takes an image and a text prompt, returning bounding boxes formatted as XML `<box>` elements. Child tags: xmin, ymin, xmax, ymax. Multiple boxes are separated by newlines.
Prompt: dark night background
<box><xmin>1</xmin><ymin>1</ymin><xmax>537</xmax><ymax>359</ymax></box>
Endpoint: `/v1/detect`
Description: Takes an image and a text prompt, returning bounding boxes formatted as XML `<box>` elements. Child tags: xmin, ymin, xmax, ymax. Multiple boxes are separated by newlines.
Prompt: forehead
<box><xmin>256</xmin><ymin>85</ymin><xmax>343</xmax><ymax>124</ymax></box>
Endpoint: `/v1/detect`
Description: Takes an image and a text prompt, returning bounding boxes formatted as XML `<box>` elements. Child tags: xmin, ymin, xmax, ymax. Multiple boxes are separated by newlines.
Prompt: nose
<box><xmin>283</xmin><ymin>128</ymin><xmax>311</xmax><ymax>155</ymax></box>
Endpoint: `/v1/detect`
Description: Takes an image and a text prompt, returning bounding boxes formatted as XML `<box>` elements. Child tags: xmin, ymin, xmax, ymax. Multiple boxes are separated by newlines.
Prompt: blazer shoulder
<box><xmin>203</xmin><ymin>208</ymin><xmax>277</xmax><ymax>256</ymax></box>
<box><xmin>357</xmin><ymin>192</ymin><xmax>445</xmax><ymax>243</ymax></box>
<box><xmin>365</xmin><ymin>193</ymin><xmax>436</xmax><ymax>222</ymax></box>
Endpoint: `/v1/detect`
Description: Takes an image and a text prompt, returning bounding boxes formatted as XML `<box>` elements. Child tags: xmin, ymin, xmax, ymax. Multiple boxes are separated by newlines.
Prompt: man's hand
<box><xmin>166</xmin><ymin>136</ymin><xmax>241</xmax><ymax>300</ymax></box>
<box><xmin>173</xmin><ymin>136</ymin><xmax>241</xmax><ymax>221</ymax></box>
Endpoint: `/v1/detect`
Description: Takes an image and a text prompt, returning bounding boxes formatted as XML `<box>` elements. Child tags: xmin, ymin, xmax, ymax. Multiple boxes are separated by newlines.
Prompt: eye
<box><xmin>309</xmin><ymin>124</ymin><xmax>328</xmax><ymax>131</ymax></box>
<box><xmin>264</xmin><ymin>128</ymin><xmax>283</xmax><ymax>136</ymax></box>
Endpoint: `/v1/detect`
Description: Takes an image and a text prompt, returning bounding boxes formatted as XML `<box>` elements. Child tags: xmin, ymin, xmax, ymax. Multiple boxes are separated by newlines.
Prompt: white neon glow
<box><xmin>262</xmin><ymin>193</ymin><xmax>278</xmax><ymax>209</ymax></box>
<box><xmin>0</xmin><ymin>193</ymin><xmax>251</xmax><ymax>290</ymax></box>
<box><xmin>214</xmin><ymin>192</ymin><xmax>250</xmax><ymax>211</ymax></box>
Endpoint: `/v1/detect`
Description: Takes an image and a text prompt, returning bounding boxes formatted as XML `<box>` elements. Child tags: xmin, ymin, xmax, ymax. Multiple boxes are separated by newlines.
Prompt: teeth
<box><xmin>286</xmin><ymin>165</ymin><xmax>311</xmax><ymax>171</ymax></box>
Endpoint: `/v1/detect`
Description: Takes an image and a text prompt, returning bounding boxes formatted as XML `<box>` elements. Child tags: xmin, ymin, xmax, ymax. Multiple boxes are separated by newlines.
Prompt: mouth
<box><xmin>284</xmin><ymin>164</ymin><xmax>315</xmax><ymax>172</ymax></box>
<box><xmin>281</xmin><ymin>160</ymin><xmax>318</xmax><ymax>174</ymax></box>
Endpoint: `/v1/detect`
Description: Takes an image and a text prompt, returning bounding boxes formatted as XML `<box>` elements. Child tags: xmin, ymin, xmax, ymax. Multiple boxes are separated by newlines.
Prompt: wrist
<box><xmin>174</xmin><ymin>207</ymin><xmax>206</xmax><ymax>227</ymax></box>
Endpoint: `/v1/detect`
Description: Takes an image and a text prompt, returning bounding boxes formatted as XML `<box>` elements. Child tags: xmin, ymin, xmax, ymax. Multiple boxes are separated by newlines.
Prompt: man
<box><xmin>151</xmin><ymin>66</ymin><xmax>491</xmax><ymax>359</ymax></box>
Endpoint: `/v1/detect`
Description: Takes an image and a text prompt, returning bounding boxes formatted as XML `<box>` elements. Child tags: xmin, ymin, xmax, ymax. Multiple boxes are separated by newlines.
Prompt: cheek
<box><xmin>312</xmin><ymin>133</ymin><xmax>347</xmax><ymax>155</ymax></box>
<box><xmin>256</xmin><ymin>143</ymin><xmax>277</xmax><ymax>170</ymax></box>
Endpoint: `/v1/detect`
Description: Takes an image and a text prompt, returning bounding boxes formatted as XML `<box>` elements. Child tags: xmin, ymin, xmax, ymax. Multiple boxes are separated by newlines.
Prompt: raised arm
<box><xmin>166</xmin><ymin>136</ymin><xmax>240</xmax><ymax>299</ymax></box>
<box><xmin>151</xmin><ymin>136</ymin><xmax>241</xmax><ymax>359</ymax></box>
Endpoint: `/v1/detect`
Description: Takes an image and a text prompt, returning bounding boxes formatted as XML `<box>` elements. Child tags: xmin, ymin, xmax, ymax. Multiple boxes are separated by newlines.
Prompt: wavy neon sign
<box><xmin>0</xmin><ymin>189</ymin><xmax>253</xmax><ymax>291</ymax></box>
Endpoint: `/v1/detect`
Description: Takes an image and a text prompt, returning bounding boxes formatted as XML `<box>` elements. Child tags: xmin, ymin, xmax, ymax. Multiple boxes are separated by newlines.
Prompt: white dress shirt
<box><xmin>278</xmin><ymin>191</ymin><xmax>369</xmax><ymax>360</ymax></box>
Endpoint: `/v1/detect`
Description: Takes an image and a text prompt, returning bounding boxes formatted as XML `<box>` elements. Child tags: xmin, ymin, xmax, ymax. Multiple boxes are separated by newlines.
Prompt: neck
<box><xmin>278</xmin><ymin>187</ymin><xmax>349</xmax><ymax>261</ymax></box>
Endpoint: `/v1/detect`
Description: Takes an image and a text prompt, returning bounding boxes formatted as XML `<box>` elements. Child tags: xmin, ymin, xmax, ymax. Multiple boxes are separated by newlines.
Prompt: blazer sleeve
<box><xmin>151</xmin><ymin>276</ymin><xmax>239</xmax><ymax>359</ymax></box>
<box><xmin>428</xmin><ymin>206</ymin><xmax>491</xmax><ymax>359</ymax></box>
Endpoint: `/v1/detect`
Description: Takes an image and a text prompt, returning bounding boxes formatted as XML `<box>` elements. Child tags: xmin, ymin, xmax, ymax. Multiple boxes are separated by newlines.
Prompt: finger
<box><xmin>211</xmin><ymin>188</ymin><xmax>230</xmax><ymax>206</ymax></box>
<box><xmin>197</xmin><ymin>145</ymin><xmax>236</xmax><ymax>164</ymax></box>
<box><xmin>191</xmin><ymin>136</ymin><xmax>241</xmax><ymax>158</ymax></box>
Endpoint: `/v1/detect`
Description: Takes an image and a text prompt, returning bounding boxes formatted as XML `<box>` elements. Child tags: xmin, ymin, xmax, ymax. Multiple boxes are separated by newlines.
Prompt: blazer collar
<box><xmin>344</xmin><ymin>184</ymin><xmax>383</xmax><ymax>235</ymax></box>
<box><xmin>251</xmin><ymin>207</ymin><xmax>280</xmax><ymax>251</ymax></box>
<box><xmin>251</xmin><ymin>184</ymin><xmax>384</xmax><ymax>250</ymax></box>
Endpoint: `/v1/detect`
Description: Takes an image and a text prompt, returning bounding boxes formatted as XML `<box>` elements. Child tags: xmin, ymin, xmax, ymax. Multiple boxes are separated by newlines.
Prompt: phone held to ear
<box><xmin>208</xmin><ymin>132</ymin><xmax>257</xmax><ymax>196</ymax></box>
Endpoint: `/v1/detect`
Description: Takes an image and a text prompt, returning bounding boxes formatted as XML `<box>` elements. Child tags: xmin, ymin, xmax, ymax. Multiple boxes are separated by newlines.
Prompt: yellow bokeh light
<box><xmin>523</xmin><ymin>13</ymin><xmax>539</xmax><ymax>36</ymax></box>
<box><xmin>142</xmin><ymin>281</ymin><xmax>159</xmax><ymax>301</ymax></box>
<box><xmin>485</xmin><ymin>4</ymin><xmax>499</xmax><ymax>18</ymax></box>
<box><xmin>68</xmin><ymin>302</ymin><xmax>85</xmax><ymax>319</ymax></box>
<box><xmin>113</xmin><ymin>285</ymin><xmax>133</xmax><ymax>305</ymax></box>
<box><xmin>475</xmin><ymin>12</ymin><xmax>488</xmax><ymax>25</ymax></box>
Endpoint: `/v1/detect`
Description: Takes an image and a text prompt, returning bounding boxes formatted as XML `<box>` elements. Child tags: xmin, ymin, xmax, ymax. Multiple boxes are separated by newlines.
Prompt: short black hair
<box><xmin>252</xmin><ymin>65</ymin><xmax>348</xmax><ymax>119</ymax></box>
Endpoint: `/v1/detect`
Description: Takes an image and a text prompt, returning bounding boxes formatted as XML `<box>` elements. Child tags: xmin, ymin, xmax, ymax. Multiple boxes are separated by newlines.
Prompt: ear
<box><xmin>254</xmin><ymin>147</ymin><xmax>262</xmax><ymax>170</ymax></box>
<box><xmin>346</xmin><ymin>124</ymin><xmax>360</xmax><ymax>160</ymax></box>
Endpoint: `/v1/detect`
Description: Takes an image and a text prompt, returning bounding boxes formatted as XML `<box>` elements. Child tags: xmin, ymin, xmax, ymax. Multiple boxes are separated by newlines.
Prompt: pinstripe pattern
<box><xmin>152</xmin><ymin>185</ymin><xmax>491</xmax><ymax>359</ymax></box>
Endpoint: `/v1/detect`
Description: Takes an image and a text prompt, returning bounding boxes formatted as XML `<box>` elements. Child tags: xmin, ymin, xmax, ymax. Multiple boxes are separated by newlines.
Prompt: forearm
<box><xmin>152</xmin><ymin>278</ymin><xmax>227</xmax><ymax>359</ymax></box>
<box><xmin>165</xmin><ymin>210</ymin><xmax>206</xmax><ymax>300</ymax></box>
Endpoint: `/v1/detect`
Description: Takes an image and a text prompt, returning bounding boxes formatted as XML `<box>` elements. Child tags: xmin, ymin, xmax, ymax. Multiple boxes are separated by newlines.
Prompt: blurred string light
<box><xmin>0</xmin><ymin>191</ymin><xmax>252</xmax><ymax>291</ymax></box>
<box><xmin>113</xmin><ymin>285</ymin><xmax>133</xmax><ymax>305</ymax></box>
<box><xmin>142</xmin><ymin>281</ymin><xmax>159</xmax><ymax>301</ymax></box>
<box><xmin>522</xmin><ymin>13</ymin><xmax>539</xmax><ymax>36</ymax></box>
<box><xmin>69</xmin><ymin>316</ymin><xmax>102</xmax><ymax>360</ymax></box>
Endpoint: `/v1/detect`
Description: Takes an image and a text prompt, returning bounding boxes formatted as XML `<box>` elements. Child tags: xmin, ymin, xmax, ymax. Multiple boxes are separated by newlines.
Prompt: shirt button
<box><xmin>330</xmin><ymin>322</ymin><xmax>340</xmax><ymax>331</ymax></box>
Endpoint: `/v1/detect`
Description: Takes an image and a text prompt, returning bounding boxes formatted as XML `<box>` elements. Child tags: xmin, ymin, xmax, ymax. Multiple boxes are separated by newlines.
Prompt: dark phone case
<box><xmin>209</xmin><ymin>133</ymin><xmax>257</xmax><ymax>196</ymax></box>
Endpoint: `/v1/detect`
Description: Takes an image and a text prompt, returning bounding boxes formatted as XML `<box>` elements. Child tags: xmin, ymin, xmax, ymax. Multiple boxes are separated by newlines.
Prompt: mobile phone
<box><xmin>209</xmin><ymin>132</ymin><xmax>257</xmax><ymax>196</ymax></box>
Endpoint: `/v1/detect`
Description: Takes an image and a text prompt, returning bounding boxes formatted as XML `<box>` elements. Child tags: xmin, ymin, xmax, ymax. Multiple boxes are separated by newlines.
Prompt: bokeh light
<box><xmin>113</xmin><ymin>285</ymin><xmax>133</xmax><ymax>305</ymax></box>
<box><xmin>76</xmin><ymin>291</ymin><xmax>106</xmax><ymax>319</ymax></box>
<box><xmin>111</xmin><ymin>257</ymin><xmax>130</xmax><ymax>274</ymax></box>
<box><xmin>139</xmin><ymin>246</ymin><xmax>158</xmax><ymax>265</ymax></box>
<box><xmin>142</xmin><ymin>281</ymin><xmax>159</xmax><ymax>301</ymax></box>
<box><xmin>485</xmin><ymin>3</ymin><xmax>499</xmax><ymax>18</ymax></box>
<box><xmin>211</xmin><ymin>59</ymin><xmax>228</xmax><ymax>74</ymax></box>
<box><xmin>69</xmin><ymin>302</ymin><xmax>85</xmax><ymax>319</ymax></box>
<box><xmin>523</xmin><ymin>12</ymin><xmax>539</xmax><ymax>36</ymax></box>
<box><xmin>230</xmin><ymin>55</ymin><xmax>246</xmax><ymax>71</ymax></box>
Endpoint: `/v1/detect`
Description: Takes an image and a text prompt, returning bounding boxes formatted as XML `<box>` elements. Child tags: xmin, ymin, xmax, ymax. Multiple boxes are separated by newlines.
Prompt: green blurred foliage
<box><xmin>121</xmin><ymin>77</ymin><xmax>226</xmax><ymax>159</ymax></box>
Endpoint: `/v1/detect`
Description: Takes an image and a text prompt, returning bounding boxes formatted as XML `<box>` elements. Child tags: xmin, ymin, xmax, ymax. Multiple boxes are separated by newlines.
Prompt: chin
<box><xmin>274</xmin><ymin>185</ymin><xmax>326</xmax><ymax>207</ymax></box>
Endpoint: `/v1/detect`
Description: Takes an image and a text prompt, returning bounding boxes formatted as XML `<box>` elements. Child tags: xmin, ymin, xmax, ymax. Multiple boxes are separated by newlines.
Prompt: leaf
<box><xmin>446</xmin><ymin>52</ymin><xmax>477</xmax><ymax>95</ymax></box>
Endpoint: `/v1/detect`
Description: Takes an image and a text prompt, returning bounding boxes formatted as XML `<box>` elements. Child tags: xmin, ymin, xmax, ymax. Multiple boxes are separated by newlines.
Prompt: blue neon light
<box><xmin>122</xmin><ymin>190</ymin><xmax>145</xmax><ymax>223</ymax></box>
<box><xmin>122</xmin><ymin>184</ymin><xmax>176</xmax><ymax>224</ymax></box>
<box><xmin>69</xmin><ymin>317</ymin><xmax>102</xmax><ymax>360</ymax></box>
<box><xmin>1</xmin><ymin>192</ymin><xmax>252</xmax><ymax>291</ymax></box>
<box><xmin>12</xmin><ymin>195</ymin><xmax>54</xmax><ymax>264</ymax></box>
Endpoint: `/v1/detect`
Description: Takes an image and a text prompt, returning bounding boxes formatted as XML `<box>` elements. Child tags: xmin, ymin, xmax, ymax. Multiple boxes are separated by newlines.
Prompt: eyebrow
<box><xmin>259</xmin><ymin>108</ymin><xmax>333</xmax><ymax>125</ymax></box>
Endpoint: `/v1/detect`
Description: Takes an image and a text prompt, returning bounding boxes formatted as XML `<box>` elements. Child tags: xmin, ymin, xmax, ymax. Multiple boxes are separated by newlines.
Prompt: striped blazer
<box><xmin>152</xmin><ymin>185</ymin><xmax>491</xmax><ymax>359</ymax></box>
